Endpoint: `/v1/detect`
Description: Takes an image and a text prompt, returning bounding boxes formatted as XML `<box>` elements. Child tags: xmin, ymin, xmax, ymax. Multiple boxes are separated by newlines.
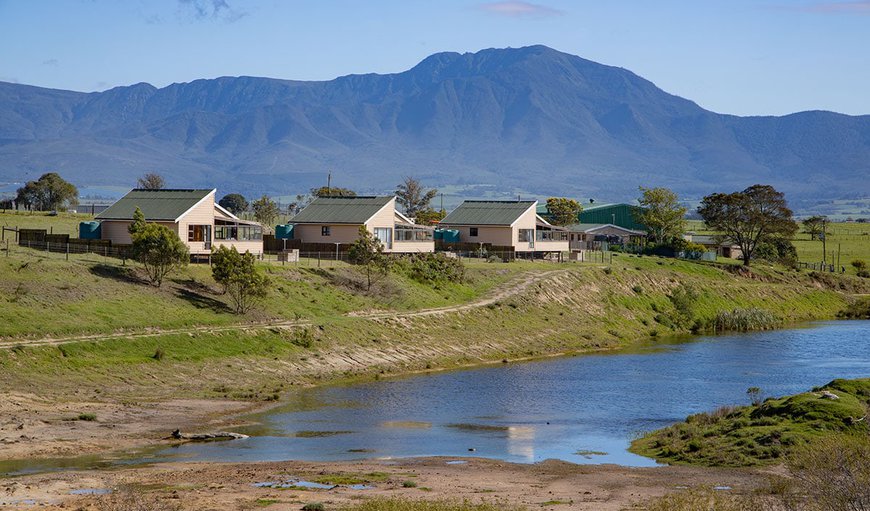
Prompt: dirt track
<box><xmin>0</xmin><ymin>268</ymin><xmax>573</xmax><ymax>349</ymax></box>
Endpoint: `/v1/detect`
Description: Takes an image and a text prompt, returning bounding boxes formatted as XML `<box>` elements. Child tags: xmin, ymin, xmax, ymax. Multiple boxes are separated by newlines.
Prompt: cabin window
<box><xmin>469</xmin><ymin>227</ymin><xmax>478</xmax><ymax>237</ymax></box>
<box><xmin>373</xmin><ymin>227</ymin><xmax>393</xmax><ymax>249</ymax></box>
<box><xmin>188</xmin><ymin>224</ymin><xmax>211</xmax><ymax>242</ymax></box>
<box><xmin>215</xmin><ymin>225</ymin><xmax>262</xmax><ymax>241</ymax></box>
<box><xmin>321</xmin><ymin>226</ymin><xmax>331</xmax><ymax>236</ymax></box>
<box><xmin>518</xmin><ymin>229</ymin><xmax>533</xmax><ymax>242</ymax></box>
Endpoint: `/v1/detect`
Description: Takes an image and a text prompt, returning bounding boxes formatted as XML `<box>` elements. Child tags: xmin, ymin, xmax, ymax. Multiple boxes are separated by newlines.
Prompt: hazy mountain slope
<box><xmin>1</xmin><ymin>45</ymin><xmax>868</xmax><ymax>201</ymax></box>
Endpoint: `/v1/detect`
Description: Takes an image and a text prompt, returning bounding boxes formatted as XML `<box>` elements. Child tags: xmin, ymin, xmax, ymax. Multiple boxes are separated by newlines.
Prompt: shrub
<box><xmin>406</xmin><ymin>253</ymin><xmax>465</xmax><ymax>286</ymax></box>
<box><xmin>152</xmin><ymin>348</ymin><xmax>165</xmax><ymax>361</ymax></box>
<box><xmin>715</xmin><ymin>308</ymin><xmax>779</xmax><ymax>332</ymax></box>
<box><xmin>77</xmin><ymin>413</ymin><xmax>97</xmax><ymax>421</ymax></box>
<box><xmin>290</xmin><ymin>328</ymin><xmax>316</xmax><ymax>348</ymax></box>
<box><xmin>211</xmin><ymin>245</ymin><xmax>270</xmax><ymax>313</ymax></box>
<box><xmin>302</xmin><ymin>503</ymin><xmax>325</xmax><ymax>511</ymax></box>
<box><xmin>668</xmin><ymin>284</ymin><xmax>699</xmax><ymax>329</ymax></box>
<box><xmin>787</xmin><ymin>434</ymin><xmax>870</xmax><ymax>511</ymax></box>
<box><xmin>486</xmin><ymin>254</ymin><xmax>502</xmax><ymax>264</ymax></box>
<box><xmin>348</xmin><ymin>226</ymin><xmax>391</xmax><ymax>291</ymax></box>
<box><xmin>130</xmin><ymin>214</ymin><xmax>189</xmax><ymax>287</ymax></box>
<box><xmin>401</xmin><ymin>480</ymin><xmax>418</xmax><ymax>488</ymax></box>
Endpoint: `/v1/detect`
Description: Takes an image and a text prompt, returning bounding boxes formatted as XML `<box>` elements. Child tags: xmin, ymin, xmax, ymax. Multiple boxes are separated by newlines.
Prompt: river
<box><xmin>162</xmin><ymin>320</ymin><xmax>870</xmax><ymax>466</ymax></box>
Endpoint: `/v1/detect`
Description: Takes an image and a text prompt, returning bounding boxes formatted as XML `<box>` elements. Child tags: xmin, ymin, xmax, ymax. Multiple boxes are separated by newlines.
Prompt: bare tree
<box><xmin>395</xmin><ymin>177</ymin><xmax>437</xmax><ymax>216</ymax></box>
<box><xmin>137</xmin><ymin>173</ymin><xmax>165</xmax><ymax>190</ymax></box>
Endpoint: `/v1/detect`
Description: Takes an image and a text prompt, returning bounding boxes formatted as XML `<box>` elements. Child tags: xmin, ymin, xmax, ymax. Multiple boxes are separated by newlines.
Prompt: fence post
<box><xmin>318</xmin><ymin>252</ymin><xmax>321</xmax><ymax>268</ymax></box>
<box><xmin>46</xmin><ymin>241</ymin><xmax>50</xmax><ymax>254</ymax></box>
<box><xmin>66</xmin><ymin>242</ymin><xmax>69</xmax><ymax>261</ymax></box>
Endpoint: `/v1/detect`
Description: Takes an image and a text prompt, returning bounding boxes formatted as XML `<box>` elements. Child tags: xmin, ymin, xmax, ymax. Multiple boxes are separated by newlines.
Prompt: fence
<box><xmin>13</xmin><ymin>238</ymin><xmax>132</xmax><ymax>261</ymax></box>
<box><xmin>797</xmin><ymin>261</ymin><xmax>845</xmax><ymax>273</ymax></box>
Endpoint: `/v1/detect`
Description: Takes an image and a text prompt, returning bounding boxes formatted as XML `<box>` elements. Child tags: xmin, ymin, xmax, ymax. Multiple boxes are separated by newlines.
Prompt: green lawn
<box><xmin>686</xmin><ymin>219</ymin><xmax>870</xmax><ymax>275</ymax></box>
<box><xmin>0</xmin><ymin>210</ymin><xmax>92</xmax><ymax>238</ymax></box>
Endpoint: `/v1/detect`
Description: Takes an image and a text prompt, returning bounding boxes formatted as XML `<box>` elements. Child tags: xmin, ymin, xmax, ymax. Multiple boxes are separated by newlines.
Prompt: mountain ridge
<box><xmin>1</xmin><ymin>45</ymin><xmax>868</xmax><ymax>202</ymax></box>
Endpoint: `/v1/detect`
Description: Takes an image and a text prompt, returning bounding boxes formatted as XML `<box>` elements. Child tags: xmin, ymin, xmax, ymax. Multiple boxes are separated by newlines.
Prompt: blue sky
<box><xmin>1</xmin><ymin>0</ymin><xmax>869</xmax><ymax>116</ymax></box>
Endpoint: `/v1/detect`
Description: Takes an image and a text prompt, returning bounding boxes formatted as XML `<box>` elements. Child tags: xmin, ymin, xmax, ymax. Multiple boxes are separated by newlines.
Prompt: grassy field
<box><xmin>0</xmin><ymin>210</ymin><xmax>93</xmax><ymax>237</ymax></box>
<box><xmin>630</xmin><ymin>378</ymin><xmax>870</xmax><ymax>467</ymax></box>
<box><xmin>686</xmin><ymin>219</ymin><xmax>870</xmax><ymax>275</ymax></box>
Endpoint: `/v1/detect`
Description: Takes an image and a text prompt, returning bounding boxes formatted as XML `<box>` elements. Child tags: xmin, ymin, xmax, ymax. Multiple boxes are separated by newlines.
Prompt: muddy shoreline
<box><xmin>1</xmin><ymin>456</ymin><xmax>776</xmax><ymax>510</ymax></box>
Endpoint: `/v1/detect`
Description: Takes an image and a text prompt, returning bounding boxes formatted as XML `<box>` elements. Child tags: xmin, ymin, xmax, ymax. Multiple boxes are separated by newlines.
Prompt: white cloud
<box><xmin>479</xmin><ymin>1</ymin><xmax>563</xmax><ymax>17</ymax></box>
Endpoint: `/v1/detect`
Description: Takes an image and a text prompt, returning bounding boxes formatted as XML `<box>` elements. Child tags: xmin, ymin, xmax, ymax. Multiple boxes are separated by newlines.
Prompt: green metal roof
<box><xmin>578</xmin><ymin>203</ymin><xmax>648</xmax><ymax>231</ymax></box>
<box><xmin>96</xmin><ymin>189</ymin><xmax>213</xmax><ymax>221</ymax></box>
<box><xmin>441</xmin><ymin>200</ymin><xmax>536</xmax><ymax>226</ymax></box>
<box><xmin>290</xmin><ymin>196</ymin><xmax>393</xmax><ymax>224</ymax></box>
<box><xmin>566</xmin><ymin>223</ymin><xmax>646</xmax><ymax>235</ymax></box>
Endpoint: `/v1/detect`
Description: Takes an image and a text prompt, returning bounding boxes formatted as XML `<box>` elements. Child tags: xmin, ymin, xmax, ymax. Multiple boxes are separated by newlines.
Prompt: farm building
<box><xmin>566</xmin><ymin>223</ymin><xmax>647</xmax><ymax>250</ymax></box>
<box><xmin>578</xmin><ymin>203</ymin><xmax>647</xmax><ymax>231</ymax></box>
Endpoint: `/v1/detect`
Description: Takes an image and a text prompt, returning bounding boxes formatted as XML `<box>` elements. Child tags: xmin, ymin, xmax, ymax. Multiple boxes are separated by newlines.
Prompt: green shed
<box><xmin>578</xmin><ymin>203</ymin><xmax>648</xmax><ymax>231</ymax></box>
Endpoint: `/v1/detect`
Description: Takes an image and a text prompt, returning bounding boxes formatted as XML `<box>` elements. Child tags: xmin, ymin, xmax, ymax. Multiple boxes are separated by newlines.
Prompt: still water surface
<box><xmin>4</xmin><ymin>320</ymin><xmax>869</xmax><ymax>475</ymax></box>
<box><xmin>164</xmin><ymin>320</ymin><xmax>870</xmax><ymax>466</ymax></box>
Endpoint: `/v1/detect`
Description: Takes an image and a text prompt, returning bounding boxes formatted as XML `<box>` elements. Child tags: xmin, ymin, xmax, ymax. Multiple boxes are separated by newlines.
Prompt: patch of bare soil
<box><xmin>0</xmin><ymin>392</ymin><xmax>259</xmax><ymax>460</ymax></box>
<box><xmin>1</xmin><ymin>457</ymin><xmax>774</xmax><ymax>511</ymax></box>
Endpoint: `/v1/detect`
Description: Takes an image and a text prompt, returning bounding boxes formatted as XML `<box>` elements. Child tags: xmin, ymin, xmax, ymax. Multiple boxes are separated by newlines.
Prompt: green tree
<box><xmin>251</xmin><ymin>195</ymin><xmax>280</xmax><ymax>227</ymax></box>
<box><xmin>545</xmin><ymin>197</ymin><xmax>583</xmax><ymax>226</ymax></box>
<box><xmin>131</xmin><ymin>223</ymin><xmax>189</xmax><ymax>287</ymax></box>
<box><xmin>413</xmin><ymin>208</ymin><xmax>446</xmax><ymax>225</ymax></box>
<box><xmin>395</xmin><ymin>177</ymin><xmax>438</xmax><ymax>216</ymax></box>
<box><xmin>137</xmin><ymin>172</ymin><xmax>165</xmax><ymax>190</ymax></box>
<box><xmin>348</xmin><ymin>226</ymin><xmax>391</xmax><ymax>291</ymax></box>
<box><xmin>218</xmin><ymin>193</ymin><xmax>249</xmax><ymax>215</ymax></box>
<box><xmin>15</xmin><ymin>172</ymin><xmax>78</xmax><ymax>211</ymax></box>
<box><xmin>636</xmin><ymin>187</ymin><xmax>687</xmax><ymax>245</ymax></box>
<box><xmin>802</xmin><ymin>215</ymin><xmax>827</xmax><ymax>241</ymax></box>
<box><xmin>128</xmin><ymin>206</ymin><xmax>147</xmax><ymax>237</ymax></box>
<box><xmin>697</xmin><ymin>184</ymin><xmax>798</xmax><ymax>266</ymax></box>
<box><xmin>311</xmin><ymin>186</ymin><xmax>356</xmax><ymax>198</ymax></box>
<box><xmin>211</xmin><ymin>245</ymin><xmax>270</xmax><ymax>313</ymax></box>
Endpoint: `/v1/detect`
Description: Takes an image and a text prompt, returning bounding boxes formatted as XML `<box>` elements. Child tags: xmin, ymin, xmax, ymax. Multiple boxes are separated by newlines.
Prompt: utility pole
<box><xmin>820</xmin><ymin>217</ymin><xmax>827</xmax><ymax>266</ymax></box>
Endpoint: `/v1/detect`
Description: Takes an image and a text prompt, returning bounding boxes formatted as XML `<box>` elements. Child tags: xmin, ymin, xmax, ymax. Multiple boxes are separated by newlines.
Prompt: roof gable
<box><xmin>96</xmin><ymin>189</ymin><xmax>214</xmax><ymax>222</ymax></box>
<box><xmin>291</xmin><ymin>196</ymin><xmax>394</xmax><ymax>224</ymax></box>
<box><xmin>440</xmin><ymin>200</ymin><xmax>536</xmax><ymax>226</ymax></box>
<box><xmin>567</xmin><ymin>223</ymin><xmax>646</xmax><ymax>235</ymax></box>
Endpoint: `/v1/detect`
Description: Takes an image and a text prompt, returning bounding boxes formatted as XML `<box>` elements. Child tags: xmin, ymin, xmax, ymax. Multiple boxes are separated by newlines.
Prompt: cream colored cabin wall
<box><xmin>364</xmin><ymin>199</ymin><xmax>397</xmax><ymax>232</ymax></box>
<box><xmin>392</xmin><ymin>240</ymin><xmax>435</xmax><ymax>253</ymax></box>
<box><xmin>100</xmin><ymin>220</ymin><xmax>176</xmax><ymax>245</ymax></box>
<box><xmin>293</xmin><ymin>224</ymin><xmax>363</xmax><ymax>244</ymax></box>
<box><xmin>214</xmin><ymin>239</ymin><xmax>263</xmax><ymax>255</ymax></box>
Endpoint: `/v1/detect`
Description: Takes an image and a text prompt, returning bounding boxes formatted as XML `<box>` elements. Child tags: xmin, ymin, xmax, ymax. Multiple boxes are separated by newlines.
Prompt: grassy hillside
<box><xmin>630</xmin><ymin>379</ymin><xmax>870</xmax><ymax>467</ymax></box>
<box><xmin>1</xmin><ymin>233</ymin><xmax>866</xmax><ymax>404</ymax></box>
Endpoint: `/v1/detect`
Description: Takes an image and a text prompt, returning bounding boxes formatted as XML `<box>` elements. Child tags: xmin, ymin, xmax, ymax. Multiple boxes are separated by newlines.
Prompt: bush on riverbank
<box><xmin>644</xmin><ymin>434</ymin><xmax>870</xmax><ymax>510</ymax></box>
<box><xmin>714</xmin><ymin>307</ymin><xmax>780</xmax><ymax>332</ymax></box>
<box><xmin>630</xmin><ymin>379</ymin><xmax>870</xmax><ymax>467</ymax></box>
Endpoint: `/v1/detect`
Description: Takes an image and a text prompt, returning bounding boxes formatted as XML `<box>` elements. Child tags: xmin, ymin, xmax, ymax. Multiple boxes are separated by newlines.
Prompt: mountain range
<box><xmin>1</xmin><ymin>45</ymin><xmax>868</xmax><ymax>204</ymax></box>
